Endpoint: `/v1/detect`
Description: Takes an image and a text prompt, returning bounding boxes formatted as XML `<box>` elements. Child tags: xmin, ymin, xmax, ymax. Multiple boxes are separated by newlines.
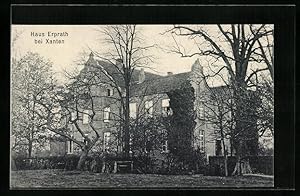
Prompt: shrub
<box><xmin>132</xmin><ymin>155</ymin><xmax>155</xmax><ymax>174</ymax></box>
<box><xmin>155</xmin><ymin>150</ymin><xmax>207</xmax><ymax>175</ymax></box>
<box><xmin>208</xmin><ymin>156</ymin><xmax>273</xmax><ymax>176</ymax></box>
<box><xmin>13</xmin><ymin>153</ymin><xmax>129</xmax><ymax>173</ymax></box>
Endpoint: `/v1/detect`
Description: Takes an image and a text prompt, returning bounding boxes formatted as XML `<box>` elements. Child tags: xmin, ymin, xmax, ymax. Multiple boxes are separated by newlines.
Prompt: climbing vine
<box><xmin>166</xmin><ymin>81</ymin><xmax>197</xmax><ymax>169</ymax></box>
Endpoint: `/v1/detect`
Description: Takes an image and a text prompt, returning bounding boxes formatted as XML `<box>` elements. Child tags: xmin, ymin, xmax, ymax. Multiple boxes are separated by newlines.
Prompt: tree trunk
<box><xmin>241</xmin><ymin>158</ymin><xmax>252</xmax><ymax>174</ymax></box>
<box><xmin>28</xmin><ymin>140</ymin><xmax>32</xmax><ymax>158</ymax></box>
<box><xmin>232</xmin><ymin>140</ymin><xmax>242</xmax><ymax>176</ymax></box>
<box><xmin>232</xmin><ymin>155</ymin><xmax>242</xmax><ymax>176</ymax></box>
<box><xmin>77</xmin><ymin>149</ymin><xmax>88</xmax><ymax>170</ymax></box>
<box><xmin>232</xmin><ymin>143</ymin><xmax>252</xmax><ymax>176</ymax></box>
<box><xmin>224</xmin><ymin>156</ymin><xmax>228</xmax><ymax>177</ymax></box>
<box><xmin>123</xmin><ymin>75</ymin><xmax>130</xmax><ymax>158</ymax></box>
<box><xmin>232</xmin><ymin>84</ymin><xmax>254</xmax><ymax>176</ymax></box>
<box><xmin>221</xmin><ymin>139</ymin><xmax>228</xmax><ymax>177</ymax></box>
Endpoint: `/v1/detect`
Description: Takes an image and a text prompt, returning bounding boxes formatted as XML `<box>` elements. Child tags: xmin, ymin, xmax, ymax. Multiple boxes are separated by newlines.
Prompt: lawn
<box><xmin>10</xmin><ymin>169</ymin><xmax>274</xmax><ymax>189</ymax></box>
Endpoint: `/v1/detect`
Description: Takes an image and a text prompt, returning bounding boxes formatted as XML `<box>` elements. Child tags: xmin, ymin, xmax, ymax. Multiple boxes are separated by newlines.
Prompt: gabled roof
<box><xmin>83</xmin><ymin>57</ymin><xmax>192</xmax><ymax>96</ymax></box>
<box><xmin>130</xmin><ymin>72</ymin><xmax>191</xmax><ymax>96</ymax></box>
<box><xmin>97</xmin><ymin>60</ymin><xmax>162</xmax><ymax>87</ymax></box>
<box><xmin>80</xmin><ymin>58</ymin><xmax>162</xmax><ymax>88</ymax></box>
<box><xmin>78</xmin><ymin>55</ymin><xmax>229</xmax><ymax>98</ymax></box>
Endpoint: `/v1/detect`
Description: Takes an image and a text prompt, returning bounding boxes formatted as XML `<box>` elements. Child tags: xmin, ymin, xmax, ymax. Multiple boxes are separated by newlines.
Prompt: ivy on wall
<box><xmin>167</xmin><ymin>81</ymin><xmax>197</xmax><ymax>166</ymax></box>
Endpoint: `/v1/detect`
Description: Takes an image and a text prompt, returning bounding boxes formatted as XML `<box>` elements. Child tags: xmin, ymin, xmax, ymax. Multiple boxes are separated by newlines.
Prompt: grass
<box><xmin>10</xmin><ymin>169</ymin><xmax>274</xmax><ymax>189</ymax></box>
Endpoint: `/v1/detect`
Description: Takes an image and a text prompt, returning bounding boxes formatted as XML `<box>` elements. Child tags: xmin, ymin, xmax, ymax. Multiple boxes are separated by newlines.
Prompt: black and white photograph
<box><xmin>10</xmin><ymin>22</ymin><xmax>276</xmax><ymax>189</ymax></box>
<box><xmin>10</xmin><ymin>24</ymin><xmax>274</xmax><ymax>189</ymax></box>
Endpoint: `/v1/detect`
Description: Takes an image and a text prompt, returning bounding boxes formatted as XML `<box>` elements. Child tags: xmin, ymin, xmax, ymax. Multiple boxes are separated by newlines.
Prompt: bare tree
<box><xmin>11</xmin><ymin>52</ymin><xmax>55</xmax><ymax>158</ymax></box>
<box><xmin>35</xmin><ymin>62</ymin><xmax>125</xmax><ymax>169</ymax></box>
<box><xmin>129</xmin><ymin>94</ymin><xmax>167</xmax><ymax>157</ymax></box>
<box><xmin>256</xmin><ymin>77</ymin><xmax>274</xmax><ymax>137</ymax></box>
<box><xmin>168</xmin><ymin>24</ymin><xmax>273</xmax><ymax>175</ymax></box>
<box><xmin>89</xmin><ymin>25</ymin><xmax>155</xmax><ymax>158</ymax></box>
<box><xmin>26</xmin><ymin>25</ymin><xmax>155</xmax><ymax>169</ymax></box>
<box><xmin>201</xmin><ymin>85</ymin><xmax>234</xmax><ymax>176</ymax></box>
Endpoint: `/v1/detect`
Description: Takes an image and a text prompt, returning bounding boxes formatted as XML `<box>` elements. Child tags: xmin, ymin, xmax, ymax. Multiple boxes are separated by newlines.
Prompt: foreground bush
<box><xmin>13</xmin><ymin>153</ymin><xmax>135</xmax><ymax>173</ymax></box>
<box><xmin>208</xmin><ymin>156</ymin><xmax>273</xmax><ymax>176</ymax></box>
<box><xmin>158</xmin><ymin>150</ymin><xmax>207</xmax><ymax>175</ymax></box>
<box><xmin>13</xmin><ymin>151</ymin><xmax>208</xmax><ymax>175</ymax></box>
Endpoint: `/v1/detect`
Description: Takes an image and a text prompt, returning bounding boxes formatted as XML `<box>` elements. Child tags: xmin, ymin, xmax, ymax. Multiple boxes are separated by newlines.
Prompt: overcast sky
<box><xmin>11</xmin><ymin>25</ymin><xmax>201</xmax><ymax>84</ymax></box>
<box><xmin>11</xmin><ymin>24</ymin><xmax>273</xmax><ymax>87</ymax></box>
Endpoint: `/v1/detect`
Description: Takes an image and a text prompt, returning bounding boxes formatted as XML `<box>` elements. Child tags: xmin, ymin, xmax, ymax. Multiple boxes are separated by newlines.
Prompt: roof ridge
<box><xmin>96</xmin><ymin>59</ymin><xmax>162</xmax><ymax>77</ymax></box>
<box><xmin>163</xmin><ymin>71</ymin><xmax>191</xmax><ymax>77</ymax></box>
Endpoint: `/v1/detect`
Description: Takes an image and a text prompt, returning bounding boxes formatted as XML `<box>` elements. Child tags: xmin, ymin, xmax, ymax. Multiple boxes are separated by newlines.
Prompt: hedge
<box><xmin>208</xmin><ymin>156</ymin><xmax>274</xmax><ymax>176</ymax></box>
<box><xmin>12</xmin><ymin>153</ymin><xmax>208</xmax><ymax>175</ymax></box>
<box><xmin>13</xmin><ymin>154</ymin><xmax>144</xmax><ymax>173</ymax></box>
<box><xmin>12</xmin><ymin>149</ymin><xmax>210</xmax><ymax>175</ymax></box>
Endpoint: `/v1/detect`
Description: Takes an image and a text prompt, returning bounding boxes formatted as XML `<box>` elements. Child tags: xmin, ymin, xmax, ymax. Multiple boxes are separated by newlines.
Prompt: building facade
<box><xmin>50</xmin><ymin>53</ymin><xmax>233</xmax><ymax>160</ymax></box>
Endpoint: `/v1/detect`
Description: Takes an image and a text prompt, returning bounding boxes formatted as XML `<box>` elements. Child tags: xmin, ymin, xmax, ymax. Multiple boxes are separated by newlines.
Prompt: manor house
<box><xmin>50</xmin><ymin>53</ymin><xmax>233</xmax><ymax>160</ymax></box>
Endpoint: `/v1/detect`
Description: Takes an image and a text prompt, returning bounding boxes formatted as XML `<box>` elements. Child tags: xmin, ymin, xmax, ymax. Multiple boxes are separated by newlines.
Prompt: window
<box><xmin>104</xmin><ymin>107</ymin><xmax>110</xmax><ymax>122</ymax></box>
<box><xmin>145</xmin><ymin>100</ymin><xmax>153</xmax><ymax>117</ymax></box>
<box><xmin>66</xmin><ymin>139</ymin><xmax>74</xmax><ymax>154</ymax></box>
<box><xmin>198</xmin><ymin>130</ymin><xmax>205</xmax><ymax>152</ymax></box>
<box><xmin>215</xmin><ymin>139</ymin><xmax>222</xmax><ymax>156</ymax></box>
<box><xmin>199</xmin><ymin>106</ymin><xmax>204</xmax><ymax>118</ymax></box>
<box><xmin>162</xmin><ymin>140</ymin><xmax>169</xmax><ymax>153</ymax></box>
<box><xmin>82</xmin><ymin>110</ymin><xmax>89</xmax><ymax>124</ymax></box>
<box><xmin>199</xmin><ymin>130</ymin><xmax>204</xmax><ymax>140</ymax></box>
<box><xmin>162</xmin><ymin>99</ymin><xmax>172</xmax><ymax>115</ymax></box>
<box><xmin>103</xmin><ymin>132</ymin><xmax>111</xmax><ymax>151</ymax></box>
<box><xmin>129</xmin><ymin>102</ymin><xmax>137</xmax><ymax>119</ymax></box>
<box><xmin>107</xmin><ymin>88</ymin><xmax>113</xmax><ymax>97</ymax></box>
<box><xmin>83</xmin><ymin>134</ymin><xmax>89</xmax><ymax>145</ymax></box>
<box><xmin>71</xmin><ymin>111</ymin><xmax>76</xmax><ymax>121</ymax></box>
<box><xmin>145</xmin><ymin>140</ymin><xmax>151</xmax><ymax>153</ymax></box>
<box><xmin>129</xmin><ymin>134</ymin><xmax>133</xmax><ymax>154</ymax></box>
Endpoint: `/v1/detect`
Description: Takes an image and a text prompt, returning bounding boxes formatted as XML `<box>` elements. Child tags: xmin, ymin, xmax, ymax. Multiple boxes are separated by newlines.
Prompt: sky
<box><xmin>11</xmin><ymin>24</ymin><xmax>273</xmax><ymax>87</ymax></box>
<box><xmin>11</xmin><ymin>25</ymin><xmax>200</xmax><ymax>84</ymax></box>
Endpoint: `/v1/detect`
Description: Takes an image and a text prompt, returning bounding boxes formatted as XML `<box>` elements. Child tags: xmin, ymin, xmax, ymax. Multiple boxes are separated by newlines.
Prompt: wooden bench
<box><xmin>113</xmin><ymin>160</ymin><xmax>133</xmax><ymax>173</ymax></box>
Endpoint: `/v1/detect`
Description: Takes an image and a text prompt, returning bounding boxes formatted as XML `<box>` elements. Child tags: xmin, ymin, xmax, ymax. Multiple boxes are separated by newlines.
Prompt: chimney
<box><xmin>167</xmin><ymin>72</ymin><xmax>173</xmax><ymax>76</ymax></box>
<box><xmin>138</xmin><ymin>68</ymin><xmax>145</xmax><ymax>83</ymax></box>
